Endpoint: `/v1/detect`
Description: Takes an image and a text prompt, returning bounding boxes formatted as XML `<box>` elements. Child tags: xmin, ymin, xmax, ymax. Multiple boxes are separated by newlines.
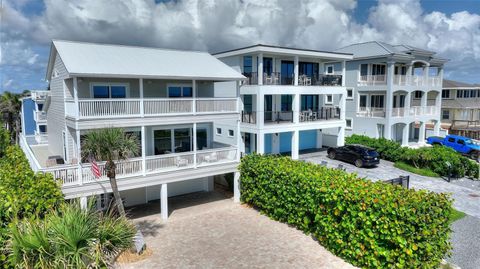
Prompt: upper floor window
<box><xmin>359</xmin><ymin>95</ymin><xmax>367</xmax><ymax>108</ymax></box>
<box><xmin>414</xmin><ymin>91</ymin><xmax>423</xmax><ymax>99</ymax></box>
<box><xmin>371</xmin><ymin>64</ymin><xmax>386</xmax><ymax>76</ymax></box>
<box><xmin>37</xmin><ymin>103</ymin><xmax>44</xmax><ymax>111</ymax></box>
<box><xmin>300</xmin><ymin>62</ymin><xmax>319</xmax><ymax>77</ymax></box>
<box><xmin>346</xmin><ymin>88</ymin><xmax>353</xmax><ymax>99</ymax></box>
<box><xmin>370</xmin><ymin>95</ymin><xmax>384</xmax><ymax>108</ymax></box>
<box><xmin>394</xmin><ymin>66</ymin><xmax>407</xmax><ymax>75</ymax></box>
<box><xmin>263</xmin><ymin>57</ymin><xmax>273</xmax><ymax>75</ymax></box>
<box><xmin>470</xmin><ymin>90</ymin><xmax>477</xmax><ymax>98</ymax></box>
<box><xmin>92</xmin><ymin>84</ymin><xmax>128</xmax><ymax>98</ymax></box>
<box><xmin>168</xmin><ymin>86</ymin><xmax>193</xmax><ymax>98</ymax></box>
<box><xmin>345</xmin><ymin>118</ymin><xmax>353</xmax><ymax>129</ymax></box>
<box><xmin>243</xmin><ymin>56</ymin><xmax>252</xmax><ymax>74</ymax></box>
<box><xmin>325</xmin><ymin>65</ymin><xmax>334</xmax><ymax>74</ymax></box>
<box><xmin>360</xmin><ymin>64</ymin><xmax>368</xmax><ymax>77</ymax></box>
<box><xmin>442</xmin><ymin>90</ymin><xmax>450</xmax><ymax>99</ymax></box>
<box><xmin>442</xmin><ymin>110</ymin><xmax>450</xmax><ymax>120</ymax></box>
<box><xmin>325</xmin><ymin>94</ymin><xmax>333</xmax><ymax>104</ymax></box>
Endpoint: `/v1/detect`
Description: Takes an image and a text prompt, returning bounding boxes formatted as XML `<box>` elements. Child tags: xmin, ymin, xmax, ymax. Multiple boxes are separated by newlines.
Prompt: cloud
<box><xmin>1</xmin><ymin>0</ymin><xmax>480</xmax><ymax>92</ymax></box>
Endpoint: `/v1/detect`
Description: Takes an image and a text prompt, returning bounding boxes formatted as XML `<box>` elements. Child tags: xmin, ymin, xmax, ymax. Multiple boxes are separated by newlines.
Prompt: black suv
<box><xmin>327</xmin><ymin>144</ymin><xmax>380</xmax><ymax>168</ymax></box>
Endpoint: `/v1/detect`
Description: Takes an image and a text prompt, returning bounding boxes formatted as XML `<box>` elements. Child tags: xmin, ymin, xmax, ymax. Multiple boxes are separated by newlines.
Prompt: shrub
<box><xmin>0</xmin><ymin>126</ymin><xmax>10</xmax><ymax>158</ymax></box>
<box><xmin>7</xmin><ymin>201</ymin><xmax>136</xmax><ymax>268</ymax></box>
<box><xmin>346</xmin><ymin>135</ymin><xmax>479</xmax><ymax>178</ymax></box>
<box><xmin>240</xmin><ymin>154</ymin><xmax>452</xmax><ymax>269</ymax></box>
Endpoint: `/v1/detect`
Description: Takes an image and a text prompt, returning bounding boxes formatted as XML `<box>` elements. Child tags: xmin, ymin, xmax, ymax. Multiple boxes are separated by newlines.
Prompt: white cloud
<box><xmin>1</xmin><ymin>0</ymin><xmax>480</xmax><ymax>92</ymax></box>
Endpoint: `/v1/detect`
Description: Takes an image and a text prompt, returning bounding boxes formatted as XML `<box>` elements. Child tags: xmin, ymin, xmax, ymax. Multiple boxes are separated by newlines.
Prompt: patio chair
<box><xmin>305</xmin><ymin>76</ymin><xmax>312</xmax><ymax>86</ymax></box>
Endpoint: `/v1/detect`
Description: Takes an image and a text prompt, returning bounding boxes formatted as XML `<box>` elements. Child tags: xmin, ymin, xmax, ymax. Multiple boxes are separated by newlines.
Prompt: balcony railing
<box><xmin>264</xmin><ymin>111</ymin><xmax>293</xmax><ymax>124</ymax></box>
<box><xmin>359</xmin><ymin>75</ymin><xmax>442</xmax><ymax>87</ymax></box>
<box><xmin>35</xmin><ymin>111</ymin><xmax>47</xmax><ymax>121</ymax></box>
<box><xmin>242</xmin><ymin>72</ymin><xmax>342</xmax><ymax>86</ymax></box>
<box><xmin>241</xmin><ymin>111</ymin><xmax>256</xmax><ymax>124</ymax></box>
<box><xmin>299</xmin><ymin>107</ymin><xmax>341</xmax><ymax>122</ymax></box>
<box><xmin>66</xmin><ymin>98</ymin><xmax>238</xmax><ymax>119</ymax></box>
<box><xmin>358</xmin><ymin>75</ymin><xmax>386</xmax><ymax>86</ymax></box>
<box><xmin>357</xmin><ymin>107</ymin><xmax>386</xmax><ymax>118</ymax></box>
<box><xmin>390</xmin><ymin>106</ymin><xmax>439</xmax><ymax>118</ymax></box>
<box><xmin>20</xmin><ymin>135</ymin><xmax>239</xmax><ymax>187</ymax></box>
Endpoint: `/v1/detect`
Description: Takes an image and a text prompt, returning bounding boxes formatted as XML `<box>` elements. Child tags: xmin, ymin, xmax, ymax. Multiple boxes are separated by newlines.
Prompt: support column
<box><xmin>272</xmin><ymin>133</ymin><xmax>280</xmax><ymax>154</ymax></box>
<box><xmin>80</xmin><ymin>196</ymin><xmax>88</xmax><ymax>210</ymax></box>
<box><xmin>402</xmin><ymin>124</ymin><xmax>410</xmax><ymax>146</ymax></box>
<box><xmin>73</xmin><ymin>77</ymin><xmax>79</xmax><ymax>120</ymax></box>
<box><xmin>341</xmin><ymin>60</ymin><xmax>346</xmax><ymax>87</ymax></box>
<box><xmin>434</xmin><ymin>121</ymin><xmax>440</xmax><ymax>136</ymax></box>
<box><xmin>418</xmin><ymin>122</ymin><xmax>426</xmax><ymax>143</ymax></box>
<box><xmin>294</xmin><ymin>56</ymin><xmax>299</xmax><ymax>86</ymax></box>
<box><xmin>141</xmin><ymin>125</ymin><xmax>146</xmax><ymax>176</ymax></box>
<box><xmin>192</xmin><ymin>80</ymin><xmax>196</xmax><ymax>114</ymax></box>
<box><xmin>161</xmin><ymin>183</ymin><xmax>168</xmax><ymax>221</ymax></box>
<box><xmin>139</xmin><ymin>78</ymin><xmax>144</xmax><ymax>117</ymax></box>
<box><xmin>421</xmin><ymin>90</ymin><xmax>428</xmax><ymax>115</ymax></box>
<box><xmin>337</xmin><ymin>126</ymin><xmax>345</xmax><ymax>147</ymax></box>
<box><xmin>316</xmin><ymin>129</ymin><xmax>323</xmax><ymax>149</ymax></box>
<box><xmin>385</xmin><ymin>61</ymin><xmax>395</xmax><ymax>140</ymax></box>
<box><xmin>291</xmin><ymin>130</ymin><xmax>299</xmax><ymax>160</ymax></box>
<box><xmin>293</xmin><ymin>93</ymin><xmax>300</xmax><ymax>124</ymax></box>
<box><xmin>256</xmin><ymin>93</ymin><xmax>264</xmax><ymax>128</ymax></box>
<box><xmin>257</xmin><ymin>132</ymin><xmax>265</xmax><ymax>154</ymax></box>
<box><xmin>424</xmin><ymin>64</ymin><xmax>430</xmax><ymax>87</ymax></box>
<box><xmin>405</xmin><ymin>91</ymin><xmax>411</xmax><ymax>111</ymax></box>
<box><xmin>76</xmin><ymin>129</ymin><xmax>83</xmax><ymax>185</ymax></box>
<box><xmin>339</xmin><ymin>92</ymin><xmax>346</xmax><ymax>120</ymax></box>
<box><xmin>258</xmin><ymin>53</ymin><xmax>263</xmax><ymax>86</ymax></box>
<box><xmin>233</xmin><ymin>171</ymin><xmax>241</xmax><ymax>203</ymax></box>
<box><xmin>193</xmin><ymin>122</ymin><xmax>197</xmax><ymax>167</ymax></box>
<box><xmin>406</xmin><ymin>64</ymin><xmax>413</xmax><ymax>86</ymax></box>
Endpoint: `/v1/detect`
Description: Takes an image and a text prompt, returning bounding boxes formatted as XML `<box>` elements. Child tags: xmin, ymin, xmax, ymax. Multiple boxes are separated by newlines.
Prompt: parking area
<box><xmin>300</xmin><ymin>150</ymin><xmax>480</xmax><ymax>218</ymax></box>
<box><xmin>117</xmin><ymin>191</ymin><xmax>356</xmax><ymax>269</ymax></box>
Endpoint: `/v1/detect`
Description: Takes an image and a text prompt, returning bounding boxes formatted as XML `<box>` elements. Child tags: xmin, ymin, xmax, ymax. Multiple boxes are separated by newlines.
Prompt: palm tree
<box><xmin>0</xmin><ymin>91</ymin><xmax>22</xmax><ymax>143</ymax></box>
<box><xmin>81</xmin><ymin>128</ymin><xmax>140</xmax><ymax>216</ymax></box>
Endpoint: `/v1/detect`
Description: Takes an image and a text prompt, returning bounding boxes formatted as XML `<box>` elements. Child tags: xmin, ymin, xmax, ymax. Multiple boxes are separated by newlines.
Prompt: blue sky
<box><xmin>1</xmin><ymin>0</ymin><xmax>480</xmax><ymax>93</ymax></box>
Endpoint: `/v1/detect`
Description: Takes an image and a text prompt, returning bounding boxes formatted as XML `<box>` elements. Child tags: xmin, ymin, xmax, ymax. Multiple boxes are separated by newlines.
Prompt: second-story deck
<box><xmin>242</xmin><ymin>72</ymin><xmax>342</xmax><ymax>86</ymax></box>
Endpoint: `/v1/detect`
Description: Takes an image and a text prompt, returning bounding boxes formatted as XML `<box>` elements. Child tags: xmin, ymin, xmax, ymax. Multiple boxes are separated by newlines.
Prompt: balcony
<box><xmin>20</xmin><ymin>134</ymin><xmax>238</xmax><ymax>187</ymax></box>
<box><xmin>65</xmin><ymin>98</ymin><xmax>238</xmax><ymax>119</ymax></box>
<box><xmin>358</xmin><ymin>75</ymin><xmax>387</xmax><ymax>86</ymax></box>
<box><xmin>391</xmin><ymin>106</ymin><xmax>438</xmax><ymax>118</ymax></box>
<box><xmin>31</xmin><ymin>91</ymin><xmax>49</xmax><ymax>100</ymax></box>
<box><xmin>359</xmin><ymin>75</ymin><xmax>442</xmax><ymax>87</ymax></box>
<box><xmin>299</xmin><ymin>107</ymin><xmax>340</xmax><ymax>122</ymax></box>
<box><xmin>264</xmin><ymin>111</ymin><xmax>293</xmax><ymax>124</ymax></box>
<box><xmin>357</xmin><ymin>107</ymin><xmax>386</xmax><ymax>118</ymax></box>
<box><xmin>242</xmin><ymin>72</ymin><xmax>342</xmax><ymax>86</ymax></box>
<box><xmin>241</xmin><ymin>111</ymin><xmax>256</xmax><ymax>124</ymax></box>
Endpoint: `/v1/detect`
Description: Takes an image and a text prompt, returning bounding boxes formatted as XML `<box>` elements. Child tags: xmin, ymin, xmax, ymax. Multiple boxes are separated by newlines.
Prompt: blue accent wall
<box><xmin>264</xmin><ymin>134</ymin><xmax>272</xmax><ymax>154</ymax></box>
<box><xmin>299</xmin><ymin>130</ymin><xmax>317</xmax><ymax>150</ymax></box>
<box><xmin>22</xmin><ymin>99</ymin><xmax>36</xmax><ymax>135</ymax></box>
<box><xmin>279</xmin><ymin>132</ymin><xmax>292</xmax><ymax>153</ymax></box>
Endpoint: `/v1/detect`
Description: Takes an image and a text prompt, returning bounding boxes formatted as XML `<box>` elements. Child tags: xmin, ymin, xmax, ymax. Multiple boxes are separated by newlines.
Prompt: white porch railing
<box><xmin>392</xmin><ymin>107</ymin><xmax>406</xmax><ymax>117</ymax></box>
<box><xmin>393</xmin><ymin>75</ymin><xmax>408</xmax><ymax>86</ymax></box>
<box><xmin>67</xmin><ymin>98</ymin><xmax>238</xmax><ymax>118</ymax></box>
<box><xmin>35</xmin><ymin>111</ymin><xmax>47</xmax><ymax>121</ymax></box>
<box><xmin>429</xmin><ymin>77</ymin><xmax>442</xmax><ymax>87</ymax></box>
<box><xmin>145</xmin><ymin>152</ymin><xmax>195</xmax><ymax>174</ymax></box>
<box><xmin>358</xmin><ymin>75</ymin><xmax>387</xmax><ymax>86</ymax></box>
<box><xmin>81</xmin><ymin>158</ymin><xmax>143</xmax><ymax>184</ymax></box>
<box><xmin>357</xmin><ymin>107</ymin><xmax>386</xmax><ymax>118</ymax></box>
<box><xmin>359</xmin><ymin>75</ymin><xmax>441</xmax><ymax>87</ymax></box>
<box><xmin>196</xmin><ymin>147</ymin><xmax>238</xmax><ymax>166</ymax></box>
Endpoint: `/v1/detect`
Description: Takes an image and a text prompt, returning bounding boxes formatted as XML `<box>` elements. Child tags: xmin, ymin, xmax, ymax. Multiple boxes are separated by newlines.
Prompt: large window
<box><xmin>243</xmin><ymin>95</ymin><xmax>253</xmax><ymax>112</ymax></box>
<box><xmin>414</xmin><ymin>91</ymin><xmax>423</xmax><ymax>99</ymax></box>
<box><xmin>360</xmin><ymin>64</ymin><xmax>368</xmax><ymax>77</ymax></box>
<box><xmin>168</xmin><ymin>86</ymin><xmax>193</xmax><ymax>98</ymax></box>
<box><xmin>92</xmin><ymin>84</ymin><xmax>127</xmax><ymax>98</ymax></box>
<box><xmin>301</xmin><ymin>95</ymin><xmax>318</xmax><ymax>110</ymax></box>
<box><xmin>370</xmin><ymin>95</ymin><xmax>384</xmax><ymax>108</ymax></box>
<box><xmin>153</xmin><ymin>128</ymin><xmax>193</xmax><ymax>155</ymax></box>
<box><xmin>394</xmin><ymin>66</ymin><xmax>407</xmax><ymax>75</ymax></box>
<box><xmin>372</xmin><ymin>64</ymin><xmax>386</xmax><ymax>76</ymax></box>
<box><xmin>442</xmin><ymin>90</ymin><xmax>450</xmax><ymax>99</ymax></box>
<box><xmin>299</xmin><ymin>62</ymin><xmax>319</xmax><ymax>77</ymax></box>
<box><xmin>263</xmin><ymin>57</ymin><xmax>273</xmax><ymax>75</ymax></box>
<box><xmin>243</xmin><ymin>56</ymin><xmax>252</xmax><ymax>74</ymax></box>
<box><xmin>359</xmin><ymin>95</ymin><xmax>367</xmax><ymax>108</ymax></box>
<box><xmin>442</xmin><ymin>110</ymin><xmax>450</xmax><ymax>120</ymax></box>
<box><xmin>281</xmin><ymin>95</ymin><xmax>293</xmax><ymax>111</ymax></box>
<box><xmin>281</xmin><ymin>61</ymin><xmax>294</xmax><ymax>84</ymax></box>
<box><xmin>154</xmin><ymin>130</ymin><xmax>172</xmax><ymax>155</ymax></box>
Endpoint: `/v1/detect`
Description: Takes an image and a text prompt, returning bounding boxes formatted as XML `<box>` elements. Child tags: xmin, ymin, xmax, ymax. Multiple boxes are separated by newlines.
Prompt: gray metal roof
<box><xmin>443</xmin><ymin>79</ymin><xmax>478</xmax><ymax>88</ymax></box>
<box><xmin>442</xmin><ymin>98</ymin><xmax>480</xmax><ymax>109</ymax></box>
<box><xmin>47</xmin><ymin>40</ymin><xmax>245</xmax><ymax>81</ymax></box>
<box><xmin>335</xmin><ymin>41</ymin><xmax>436</xmax><ymax>59</ymax></box>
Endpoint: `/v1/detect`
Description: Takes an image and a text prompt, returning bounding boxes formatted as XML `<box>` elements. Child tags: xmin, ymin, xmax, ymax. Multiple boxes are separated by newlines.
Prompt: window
<box><xmin>359</xmin><ymin>95</ymin><xmax>367</xmax><ymax>108</ymax></box>
<box><xmin>216</xmin><ymin>128</ymin><xmax>222</xmax><ymax>135</ymax></box>
<box><xmin>370</xmin><ymin>95</ymin><xmax>384</xmax><ymax>108</ymax></box>
<box><xmin>325</xmin><ymin>65</ymin><xmax>334</xmax><ymax>74</ymax></box>
<box><xmin>457</xmin><ymin>139</ymin><xmax>465</xmax><ymax>145</ymax></box>
<box><xmin>442</xmin><ymin>90</ymin><xmax>450</xmax><ymax>99</ymax></box>
<box><xmin>457</xmin><ymin>90</ymin><xmax>462</xmax><ymax>98</ymax></box>
<box><xmin>394</xmin><ymin>66</ymin><xmax>407</xmax><ymax>75</ymax></box>
<box><xmin>346</xmin><ymin>118</ymin><xmax>353</xmax><ymax>130</ymax></box>
<box><xmin>371</xmin><ymin>64</ymin><xmax>386</xmax><ymax>76</ymax></box>
<box><xmin>263</xmin><ymin>57</ymin><xmax>273</xmax><ymax>75</ymax></box>
<box><xmin>471</xmin><ymin>90</ymin><xmax>477</xmax><ymax>98</ymax></box>
<box><xmin>281</xmin><ymin>95</ymin><xmax>293</xmax><ymax>111</ymax></box>
<box><xmin>168</xmin><ymin>86</ymin><xmax>193</xmax><ymax>98</ymax></box>
<box><xmin>228</xmin><ymin>130</ymin><xmax>234</xmax><ymax>137</ymax></box>
<box><xmin>414</xmin><ymin>91</ymin><xmax>423</xmax><ymax>99</ymax></box>
<box><xmin>243</xmin><ymin>95</ymin><xmax>253</xmax><ymax>112</ymax></box>
<box><xmin>301</xmin><ymin>95</ymin><xmax>319</xmax><ymax>110</ymax></box>
<box><xmin>463</xmin><ymin>90</ymin><xmax>470</xmax><ymax>98</ymax></box>
<box><xmin>299</xmin><ymin>62</ymin><xmax>319</xmax><ymax>77</ymax></box>
<box><xmin>346</xmin><ymin>88</ymin><xmax>353</xmax><ymax>99</ymax></box>
<box><xmin>39</xmin><ymin>125</ymin><xmax>47</xmax><ymax>133</ymax></box>
<box><xmin>442</xmin><ymin>110</ymin><xmax>450</xmax><ymax>120</ymax></box>
<box><xmin>325</xmin><ymin>95</ymin><xmax>333</xmax><ymax>104</ymax></box>
<box><xmin>92</xmin><ymin>84</ymin><xmax>128</xmax><ymax>98</ymax></box>
<box><xmin>37</xmin><ymin>103</ymin><xmax>44</xmax><ymax>111</ymax></box>
<box><xmin>360</xmin><ymin>64</ymin><xmax>368</xmax><ymax>78</ymax></box>
<box><xmin>243</xmin><ymin>56</ymin><xmax>252</xmax><ymax>74</ymax></box>
<box><xmin>447</xmin><ymin>137</ymin><xmax>455</xmax><ymax>143</ymax></box>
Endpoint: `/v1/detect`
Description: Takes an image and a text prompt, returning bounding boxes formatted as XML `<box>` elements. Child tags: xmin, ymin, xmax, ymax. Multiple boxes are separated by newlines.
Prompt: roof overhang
<box><xmin>214</xmin><ymin>44</ymin><xmax>353</xmax><ymax>61</ymax></box>
<box><xmin>69</xmin><ymin>73</ymin><xmax>245</xmax><ymax>81</ymax></box>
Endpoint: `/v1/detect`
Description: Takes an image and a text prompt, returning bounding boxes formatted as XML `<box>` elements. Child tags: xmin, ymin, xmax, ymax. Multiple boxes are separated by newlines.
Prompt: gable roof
<box><xmin>46</xmin><ymin>40</ymin><xmax>245</xmax><ymax>81</ymax></box>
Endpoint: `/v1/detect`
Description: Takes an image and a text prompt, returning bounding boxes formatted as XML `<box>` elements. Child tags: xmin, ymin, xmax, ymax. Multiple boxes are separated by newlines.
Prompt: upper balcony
<box><xmin>31</xmin><ymin>91</ymin><xmax>49</xmax><ymax>101</ymax></box>
<box><xmin>64</xmin><ymin>77</ymin><xmax>239</xmax><ymax>120</ymax></box>
<box><xmin>242</xmin><ymin>72</ymin><xmax>342</xmax><ymax>87</ymax></box>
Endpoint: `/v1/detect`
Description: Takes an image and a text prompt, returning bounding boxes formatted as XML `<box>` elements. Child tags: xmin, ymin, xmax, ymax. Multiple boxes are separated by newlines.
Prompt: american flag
<box><xmin>89</xmin><ymin>156</ymin><xmax>101</xmax><ymax>179</ymax></box>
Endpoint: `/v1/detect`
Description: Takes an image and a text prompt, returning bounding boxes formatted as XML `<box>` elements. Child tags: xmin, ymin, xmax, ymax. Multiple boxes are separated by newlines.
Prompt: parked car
<box><xmin>426</xmin><ymin>134</ymin><xmax>480</xmax><ymax>160</ymax></box>
<box><xmin>327</xmin><ymin>144</ymin><xmax>380</xmax><ymax>168</ymax></box>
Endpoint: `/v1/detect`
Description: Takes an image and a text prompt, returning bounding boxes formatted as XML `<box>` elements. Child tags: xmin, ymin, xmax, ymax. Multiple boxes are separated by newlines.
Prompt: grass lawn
<box><xmin>450</xmin><ymin>208</ymin><xmax>466</xmax><ymax>223</ymax></box>
<box><xmin>394</xmin><ymin>161</ymin><xmax>440</xmax><ymax>177</ymax></box>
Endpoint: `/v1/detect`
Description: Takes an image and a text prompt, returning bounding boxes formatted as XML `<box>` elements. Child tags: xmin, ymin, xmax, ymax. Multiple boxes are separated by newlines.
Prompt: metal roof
<box><xmin>443</xmin><ymin>79</ymin><xmax>478</xmax><ymax>88</ymax></box>
<box><xmin>442</xmin><ymin>98</ymin><xmax>480</xmax><ymax>109</ymax></box>
<box><xmin>335</xmin><ymin>41</ymin><xmax>438</xmax><ymax>59</ymax></box>
<box><xmin>47</xmin><ymin>40</ymin><xmax>245</xmax><ymax>81</ymax></box>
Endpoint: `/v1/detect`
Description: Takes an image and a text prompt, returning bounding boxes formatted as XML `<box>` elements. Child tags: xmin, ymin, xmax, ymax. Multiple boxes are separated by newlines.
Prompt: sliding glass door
<box><xmin>153</xmin><ymin>127</ymin><xmax>208</xmax><ymax>155</ymax></box>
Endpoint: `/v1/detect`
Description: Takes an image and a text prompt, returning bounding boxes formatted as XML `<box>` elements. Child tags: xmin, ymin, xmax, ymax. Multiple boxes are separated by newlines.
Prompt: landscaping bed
<box><xmin>240</xmin><ymin>154</ymin><xmax>453</xmax><ymax>268</ymax></box>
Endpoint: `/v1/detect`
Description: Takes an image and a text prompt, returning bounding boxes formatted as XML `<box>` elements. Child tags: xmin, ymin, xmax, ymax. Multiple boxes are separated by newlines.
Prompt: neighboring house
<box><xmin>19</xmin><ymin>40</ymin><xmax>244</xmax><ymax>220</ymax></box>
<box><xmin>214</xmin><ymin>45</ymin><xmax>353</xmax><ymax>159</ymax></box>
<box><xmin>334</xmin><ymin>41</ymin><xmax>447</xmax><ymax>146</ymax></box>
<box><xmin>441</xmin><ymin>79</ymin><xmax>480</xmax><ymax>139</ymax></box>
<box><xmin>20</xmin><ymin>91</ymin><xmax>49</xmax><ymax>143</ymax></box>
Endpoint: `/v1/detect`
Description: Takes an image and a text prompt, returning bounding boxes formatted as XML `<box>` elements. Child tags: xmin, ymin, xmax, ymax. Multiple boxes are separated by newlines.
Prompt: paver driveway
<box><xmin>117</xmin><ymin>191</ymin><xmax>356</xmax><ymax>269</ymax></box>
<box><xmin>300</xmin><ymin>150</ymin><xmax>480</xmax><ymax>218</ymax></box>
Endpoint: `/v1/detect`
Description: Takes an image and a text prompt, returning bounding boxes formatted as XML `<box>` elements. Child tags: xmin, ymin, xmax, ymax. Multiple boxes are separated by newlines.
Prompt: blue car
<box><xmin>427</xmin><ymin>135</ymin><xmax>480</xmax><ymax>160</ymax></box>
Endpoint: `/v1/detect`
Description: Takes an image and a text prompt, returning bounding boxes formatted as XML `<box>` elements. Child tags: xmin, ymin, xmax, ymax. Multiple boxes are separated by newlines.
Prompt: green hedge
<box><xmin>346</xmin><ymin>135</ymin><xmax>479</xmax><ymax>178</ymax></box>
<box><xmin>240</xmin><ymin>154</ymin><xmax>452</xmax><ymax>268</ymax></box>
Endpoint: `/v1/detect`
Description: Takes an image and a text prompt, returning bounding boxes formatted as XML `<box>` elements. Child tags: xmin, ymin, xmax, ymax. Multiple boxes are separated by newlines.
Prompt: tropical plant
<box><xmin>81</xmin><ymin>128</ymin><xmax>140</xmax><ymax>215</ymax></box>
<box><xmin>7</xmin><ymin>200</ymin><xmax>136</xmax><ymax>268</ymax></box>
<box><xmin>0</xmin><ymin>91</ymin><xmax>24</xmax><ymax>144</ymax></box>
<box><xmin>0</xmin><ymin>125</ymin><xmax>10</xmax><ymax>157</ymax></box>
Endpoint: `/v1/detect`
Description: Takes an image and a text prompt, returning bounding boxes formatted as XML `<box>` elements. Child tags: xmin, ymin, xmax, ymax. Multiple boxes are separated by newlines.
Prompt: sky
<box><xmin>1</xmin><ymin>0</ymin><xmax>480</xmax><ymax>93</ymax></box>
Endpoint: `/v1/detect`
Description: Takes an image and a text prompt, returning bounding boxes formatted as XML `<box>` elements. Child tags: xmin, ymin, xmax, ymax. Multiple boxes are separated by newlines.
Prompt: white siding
<box><xmin>47</xmin><ymin>55</ymin><xmax>68</xmax><ymax>158</ymax></box>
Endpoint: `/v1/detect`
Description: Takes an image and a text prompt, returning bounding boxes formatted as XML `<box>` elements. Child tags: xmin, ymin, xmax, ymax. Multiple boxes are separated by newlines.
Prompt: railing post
<box><xmin>139</xmin><ymin>78</ymin><xmax>144</xmax><ymax>117</ymax></box>
<box><xmin>294</xmin><ymin>56</ymin><xmax>299</xmax><ymax>86</ymax></box>
<box><xmin>73</xmin><ymin>77</ymin><xmax>79</xmax><ymax>120</ymax></box>
<box><xmin>141</xmin><ymin>125</ymin><xmax>146</xmax><ymax>176</ymax></box>
<box><xmin>78</xmin><ymin>165</ymin><xmax>83</xmax><ymax>186</ymax></box>
<box><xmin>192</xmin><ymin>80</ymin><xmax>196</xmax><ymax>115</ymax></box>
<box><xmin>193</xmin><ymin>123</ymin><xmax>197</xmax><ymax>168</ymax></box>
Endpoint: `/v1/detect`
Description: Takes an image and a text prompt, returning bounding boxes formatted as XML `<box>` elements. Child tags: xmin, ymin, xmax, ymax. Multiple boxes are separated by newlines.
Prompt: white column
<box><xmin>257</xmin><ymin>132</ymin><xmax>265</xmax><ymax>154</ymax></box>
<box><xmin>294</xmin><ymin>56</ymin><xmax>299</xmax><ymax>86</ymax></box>
<box><xmin>402</xmin><ymin>124</ymin><xmax>409</xmax><ymax>146</ymax></box>
<box><xmin>233</xmin><ymin>171</ymin><xmax>241</xmax><ymax>203</ymax></box>
<box><xmin>384</xmin><ymin>61</ymin><xmax>395</xmax><ymax>140</ymax></box>
<box><xmin>272</xmin><ymin>133</ymin><xmax>280</xmax><ymax>154</ymax></box>
<box><xmin>73</xmin><ymin>77</ymin><xmax>79</xmax><ymax>120</ymax></box>
<box><xmin>339</xmin><ymin>92</ymin><xmax>346</xmax><ymax>120</ymax></box>
<box><xmin>421</xmin><ymin>90</ymin><xmax>428</xmax><ymax>112</ymax></box>
<box><xmin>80</xmin><ymin>196</ymin><xmax>88</xmax><ymax>210</ymax></box>
<box><xmin>405</xmin><ymin>91</ymin><xmax>411</xmax><ymax>111</ymax></box>
<box><xmin>258</xmin><ymin>53</ymin><xmax>263</xmax><ymax>86</ymax></box>
<box><xmin>139</xmin><ymin>78</ymin><xmax>144</xmax><ymax>117</ymax></box>
<box><xmin>193</xmin><ymin>122</ymin><xmax>197</xmax><ymax>167</ymax></box>
<box><xmin>406</xmin><ymin>64</ymin><xmax>413</xmax><ymax>85</ymax></box>
<box><xmin>438</xmin><ymin>67</ymin><xmax>444</xmax><ymax>81</ymax></box>
<box><xmin>236</xmin><ymin>119</ymin><xmax>241</xmax><ymax>161</ymax></box>
<box><xmin>293</xmin><ymin>93</ymin><xmax>300</xmax><ymax>124</ymax></box>
<box><xmin>337</xmin><ymin>126</ymin><xmax>345</xmax><ymax>147</ymax></box>
<box><xmin>192</xmin><ymin>80</ymin><xmax>196</xmax><ymax>114</ymax></box>
<box><xmin>418</xmin><ymin>122</ymin><xmax>426</xmax><ymax>143</ymax></box>
<box><xmin>141</xmin><ymin>125</ymin><xmax>146</xmax><ymax>176</ymax></box>
<box><xmin>76</xmin><ymin>129</ymin><xmax>83</xmax><ymax>185</ymax></box>
<box><xmin>424</xmin><ymin>64</ymin><xmax>430</xmax><ymax>87</ymax></box>
<box><xmin>341</xmin><ymin>60</ymin><xmax>346</xmax><ymax>87</ymax></box>
<box><xmin>291</xmin><ymin>130</ymin><xmax>299</xmax><ymax>160</ymax></box>
<box><xmin>161</xmin><ymin>183</ymin><xmax>168</xmax><ymax>221</ymax></box>
<box><xmin>256</xmin><ymin>93</ymin><xmax>264</xmax><ymax>128</ymax></box>
<box><xmin>316</xmin><ymin>130</ymin><xmax>323</xmax><ymax>149</ymax></box>
<box><xmin>434</xmin><ymin>121</ymin><xmax>440</xmax><ymax>136</ymax></box>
